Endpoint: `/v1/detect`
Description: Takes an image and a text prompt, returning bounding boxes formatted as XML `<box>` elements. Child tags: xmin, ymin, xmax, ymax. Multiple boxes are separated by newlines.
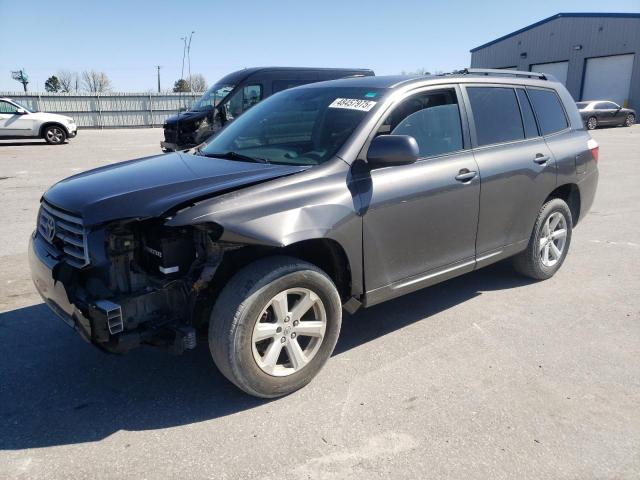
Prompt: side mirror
<box><xmin>16</xmin><ymin>108</ymin><xmax>27</xmax><ymax>115</ymax></box>
<box><xmin>366</xmin><ymin>135</ymin><xmax>419</xmax><ymax>169</ymax></box>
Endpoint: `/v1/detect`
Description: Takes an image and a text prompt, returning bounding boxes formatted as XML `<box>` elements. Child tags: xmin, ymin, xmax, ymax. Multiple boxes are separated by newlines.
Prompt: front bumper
<box><xmin>28</xmin><ymin>231</ymin><xmax>94</xmax><ymax>342</ymax></box>
<box><xmin>160</xmin><ymin>140</ymin><xmax>194</xmax><ymax>152</ymax></box>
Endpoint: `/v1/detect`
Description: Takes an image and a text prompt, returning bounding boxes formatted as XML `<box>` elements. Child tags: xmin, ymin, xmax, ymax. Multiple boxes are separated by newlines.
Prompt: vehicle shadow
<box><xmin>0</xmin><ymin>141</ymin><xmax>54</xmax><ymax>147</ymax></box>
<box><xmin>0</xmin><ymin>261</ymin><xmax>532</xmax><ymax>450</ymax></box>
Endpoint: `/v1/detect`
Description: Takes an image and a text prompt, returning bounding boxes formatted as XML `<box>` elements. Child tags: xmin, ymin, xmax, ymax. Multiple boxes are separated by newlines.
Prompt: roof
<box><xmin>470</xmin><ymin>12</ymin><xmax>640</xmax><ymax>52</ymax></box>
<box><xmin>214</xmin><ymin>67</ymin><xmax>375</xmax><ymax>86</ymax></box>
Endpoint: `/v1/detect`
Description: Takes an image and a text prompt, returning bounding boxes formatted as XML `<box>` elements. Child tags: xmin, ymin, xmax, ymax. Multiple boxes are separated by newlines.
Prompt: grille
<box><xmin>164</xmin><ymin>126</ymin><xmax>178</xmax><ymax>143</ymax></box>
<box><xmin>38</xmin><ymin>201</ymin><xmax>90</xmax><ymax>268</ymax></box>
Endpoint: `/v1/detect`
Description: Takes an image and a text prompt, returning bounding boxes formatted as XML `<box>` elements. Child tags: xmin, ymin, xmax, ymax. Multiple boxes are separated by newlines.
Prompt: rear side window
<box><xmin>467</xmin><ymin>87</ymin><xmax>524</xmax><ymax>146</ymax></box>
<box><xmin>516</xmin><ymin>89</ymin><xmax>539</xmax><ymax>138</ymax></box>
<box><xmin>527</xmin><ymin>89</ymin><xmax>568</xmax><ymax>135</ymax></box>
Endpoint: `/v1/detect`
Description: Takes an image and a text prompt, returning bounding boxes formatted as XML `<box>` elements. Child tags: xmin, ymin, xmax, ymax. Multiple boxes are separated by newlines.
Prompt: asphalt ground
<box><xmin>0</xmin><ymin>126</ymin><xmax>638</xmax><ymax>479</ymax></box>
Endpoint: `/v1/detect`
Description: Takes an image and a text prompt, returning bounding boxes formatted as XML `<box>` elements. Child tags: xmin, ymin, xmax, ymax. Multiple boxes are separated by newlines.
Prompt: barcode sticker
<box><xmin>328</xmin><ymin>98</ymin><xmax>377</xmax><ymax>112</ymax></box>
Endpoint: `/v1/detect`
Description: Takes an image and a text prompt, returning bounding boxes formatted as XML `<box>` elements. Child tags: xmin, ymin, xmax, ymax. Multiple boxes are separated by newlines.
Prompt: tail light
<box><xmin>587</xmin><ymin>138</ymin><xmax>599</xmax><ymax>163</ymax></box>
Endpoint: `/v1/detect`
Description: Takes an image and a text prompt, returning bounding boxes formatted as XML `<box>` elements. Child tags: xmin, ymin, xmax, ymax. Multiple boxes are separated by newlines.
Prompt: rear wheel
<box><xmin>586</xmin><ymin>116</ymin><xmax>597</xmax><ymax>130</ymax></box>
<box><xmin>43</xmin><ymin>125</ymin><xmax>67</xmax><ymax>145</ymax></box>
<box><xmin>512</xmin><ymin>198</ymin><xmax>573</xmax><ymax>280</ymax></box>
<box><xmin>625</xmin><ymin>113</ymin><xmax>635</xmax><ymax>127</ymax></box>
<box><xmin>209</xmin><ymin>256</ymin><xmax>342</xmax><ymax>398</ymax></box>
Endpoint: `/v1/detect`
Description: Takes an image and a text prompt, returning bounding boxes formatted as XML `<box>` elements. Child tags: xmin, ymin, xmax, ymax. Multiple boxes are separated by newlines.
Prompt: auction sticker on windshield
<box><xmin>328</xmin><ymin>98</ymin><xmax>377</xmax><ymax>111</ymax></box>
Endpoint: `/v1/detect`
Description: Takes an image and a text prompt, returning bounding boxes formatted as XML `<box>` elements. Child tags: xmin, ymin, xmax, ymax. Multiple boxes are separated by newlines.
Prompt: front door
<box><xmin>362</xmin><ymin>86</ymin><xmax>480</xmax><ymax>301</ymax></box>
<box><xmin>0</xmin><ymin>100</ymin><xmax>33</xmax><ymax>136</ymax></box>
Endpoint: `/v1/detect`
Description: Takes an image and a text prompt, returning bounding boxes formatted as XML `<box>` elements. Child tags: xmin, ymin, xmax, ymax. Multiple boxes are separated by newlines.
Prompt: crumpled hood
<box><xmin>43</xmin><ymin>152</ymin><xmax>308</xmax><ymax>226</ymax></box>
<box><xmin>164</xmin><ymin>110</ymin><xmax>208</xmax><ymax>125</ymax></box>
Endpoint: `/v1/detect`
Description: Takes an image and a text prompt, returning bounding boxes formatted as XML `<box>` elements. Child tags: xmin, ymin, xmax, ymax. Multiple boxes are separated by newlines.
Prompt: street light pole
<box><xmin>187</xmin><ymin>31</ymin><xmax>195</xmax><ymax>90</ymax></box>
<box><xmin>156</xmin><ymin>65</ymin><xmax>161</xmax><ymax>93</ymax></box>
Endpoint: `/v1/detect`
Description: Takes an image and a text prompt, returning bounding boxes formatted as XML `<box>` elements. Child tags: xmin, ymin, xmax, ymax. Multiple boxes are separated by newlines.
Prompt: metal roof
<box><xmin>470</xmin><ymin>12</ymin><xmax>640</xmax><ymax>52</ymax></box>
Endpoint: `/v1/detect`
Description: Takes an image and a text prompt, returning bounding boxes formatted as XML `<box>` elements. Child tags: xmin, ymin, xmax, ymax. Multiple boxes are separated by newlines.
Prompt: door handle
<box><xmin>534</xmin><ymin>154</ymin><xmax>550</xmax><ymax>164</ymax></box>
<box><xmin>455</xmin><ymin>169</ymin><xmax>477</xmax><ymax>182</ymax></box>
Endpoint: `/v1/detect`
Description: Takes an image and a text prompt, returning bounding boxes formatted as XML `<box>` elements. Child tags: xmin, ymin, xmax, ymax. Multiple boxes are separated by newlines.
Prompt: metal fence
<box><xmin>0</xmin><ymin>92</ymin><xmax>203</xmax><ymax>128</ymax></box>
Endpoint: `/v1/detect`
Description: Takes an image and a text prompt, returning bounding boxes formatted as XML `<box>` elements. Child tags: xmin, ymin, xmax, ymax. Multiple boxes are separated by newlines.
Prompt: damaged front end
<box><xmin>30</xmin><ymin>203</ymin><xmax>238</xmax><ymax>354</ymax></box>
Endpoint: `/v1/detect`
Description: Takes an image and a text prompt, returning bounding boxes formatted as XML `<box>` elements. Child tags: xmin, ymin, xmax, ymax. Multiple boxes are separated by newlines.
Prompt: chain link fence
<box><xmin>0</xmin><ymin>92</ymin><xmax>203</xmax><ymax>128</ymax></box>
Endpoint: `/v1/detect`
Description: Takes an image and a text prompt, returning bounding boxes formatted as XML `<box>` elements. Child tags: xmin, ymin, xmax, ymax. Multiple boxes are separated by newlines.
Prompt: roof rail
<box><xmin>462</xmin><ymin>68</ymin><xmax>548</xmax><ymax>80</ymax></box>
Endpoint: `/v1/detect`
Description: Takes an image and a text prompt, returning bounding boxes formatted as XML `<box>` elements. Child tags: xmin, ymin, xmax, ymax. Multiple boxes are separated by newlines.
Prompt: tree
<box><xmin>57</xmin><ymin>70</ymin><xmax>78</xmax><ymax>92</ymax></box>
<box><xmin>44</xmin><ymin>75</ymin><xmax>61</xmax><ymax>92</ymax></box>
<box><xmin>173</xmin><ymin>78</ymin><xmax>190</xmax><ymax>92</ymax></box>
<box><xmin>187</xmin><ymin>73</ymin><xmax>207</xmax><ymax>92</ymax></box>
<box><xmin>82</xmin><ymin>70</ymin><xmax>112</xmax><ymax>93</ymax></box>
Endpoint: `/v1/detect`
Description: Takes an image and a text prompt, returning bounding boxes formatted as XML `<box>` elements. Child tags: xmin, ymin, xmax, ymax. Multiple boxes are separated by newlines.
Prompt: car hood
<box><xmin>31</xmin><ymin>111</ymin><xmax>74</xmax><ymax>123</ymax></box>
<box><xmin>164</xmin><ymin>110</ymin><xmax>209</xmax><ymax>125</ymax></box>
<box><xmin>43</xmin><ymin>152</ymin><xmax>308</xmax><ymax>226</ymax></box>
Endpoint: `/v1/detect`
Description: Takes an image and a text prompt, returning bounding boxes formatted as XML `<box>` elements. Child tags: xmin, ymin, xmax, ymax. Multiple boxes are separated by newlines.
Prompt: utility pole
<box><xmin>187</xmin><ymin>31</ymin><xmax>195</xmax><ymax>90</ymax></box>
<box><xmin>180</xmin><ymin>36</ymin><xmax>187</xmax><ymax>81</ymax></box>
<box><xmin>156</xmin><ymin>65</ymin><xmax>161</xmax><ymax>93</ymax></box>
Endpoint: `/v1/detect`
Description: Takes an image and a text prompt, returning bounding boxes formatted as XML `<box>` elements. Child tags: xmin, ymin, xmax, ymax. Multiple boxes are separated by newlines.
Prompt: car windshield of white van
<box><xmin>192</xmin><ymin>84</ymin><xmax>235</xmax><ymax>112</ymax></box>
<box><xmin>199</xmin><ymin>86</ymin><xmax>384</xmax><ymax>166</ymax></box>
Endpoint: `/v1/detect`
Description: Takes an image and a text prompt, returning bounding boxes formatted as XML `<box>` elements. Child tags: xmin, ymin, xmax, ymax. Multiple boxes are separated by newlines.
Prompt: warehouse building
<box><xmin>470</xmin><ymin>13</ymin><xmax>640</xmax><ymax>109</ymax></box>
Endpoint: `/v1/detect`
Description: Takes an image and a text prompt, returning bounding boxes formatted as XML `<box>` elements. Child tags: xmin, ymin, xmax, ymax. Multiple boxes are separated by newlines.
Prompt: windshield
<box><xmin>576</xmin><ymin>102</ymin><xmax>590</xmax><ymax>109</ymax></box>
<box><xmin>200</xmin><ymin>86</ymin><xmax>385</xmax><ymax>165</ymax></box>
<box><xmin>191</xmin><ymin>84</ymin><xmax>235</xmax><ymax>112</ymax></box>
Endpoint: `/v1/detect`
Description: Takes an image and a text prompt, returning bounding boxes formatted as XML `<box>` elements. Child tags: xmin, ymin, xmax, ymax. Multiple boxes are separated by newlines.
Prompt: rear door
<box><xmin>462</xmin><ymin>85</ymin><xmax>557</xmax><ymax>261</ymax></box>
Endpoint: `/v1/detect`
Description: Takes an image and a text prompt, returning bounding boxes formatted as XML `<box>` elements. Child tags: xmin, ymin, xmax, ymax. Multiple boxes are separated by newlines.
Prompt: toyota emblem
<box><xmin>41</xmin><ymin>211</ymin><xmax>56</xmax><ymax>243</ymax></box>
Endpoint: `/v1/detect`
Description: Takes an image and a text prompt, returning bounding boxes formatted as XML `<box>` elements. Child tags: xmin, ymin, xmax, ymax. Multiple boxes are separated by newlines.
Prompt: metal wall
<box><xmin>470</xmin><ymin>15</ymin><xmax>640</xmax><ymax>109</ymax></box>
<box><xmin>0</xmin><ymin>92</ymin><xmax>202</xmax><ymax>128</ymax></box>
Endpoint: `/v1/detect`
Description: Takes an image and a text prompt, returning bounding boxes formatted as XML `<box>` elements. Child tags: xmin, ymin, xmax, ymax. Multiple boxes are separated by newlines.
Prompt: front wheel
<box><xmin>209</xmin><ymin>256</ymin><xmax>342</xmax><ymax>398</ymax></box>
<box><xmin>625</xmin><ymin>114</ymin><xmax>635</xmax><ymax>127</ymax></box>
<box><xmin>586</xmin><ymin>116</ymin><xmax>597</xmax><ymax>130</ymax></box>
<box><xmin>43</xmin><ymin>125</ymin><xmax>67</xmax><ymax>144</ymax></box>
<box><xmin>512</xmin><ymin>198</ymin><xmax>573</xmax><ymax>280</ymax></box>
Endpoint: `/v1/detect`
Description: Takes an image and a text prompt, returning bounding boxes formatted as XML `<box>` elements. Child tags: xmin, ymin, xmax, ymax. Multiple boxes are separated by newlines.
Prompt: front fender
<box><xmin>165</xmin><ymin>159</ymin><xmax>364</xmax><ymax>296</ymax></box>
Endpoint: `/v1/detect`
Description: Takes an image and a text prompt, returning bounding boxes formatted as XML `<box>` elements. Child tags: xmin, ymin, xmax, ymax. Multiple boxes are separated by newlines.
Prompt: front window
<box><xmin>0</xmin><ymin>101</ymin><xmax>19</xmax><ymax>114</ymax></box>
<box><xmin>200</xmin><ymin>86</ymin><xmax>385</xmax><ymax>165</ymax></box>
<box><xmin>191</xmin><ymin>84</ymin><xmax>235</xmax><ymax>112</ymax></box>
<box><xmin>10</xmin><ymin>99</ymin><xmax>33</xmax><ymax>112</ymax></box>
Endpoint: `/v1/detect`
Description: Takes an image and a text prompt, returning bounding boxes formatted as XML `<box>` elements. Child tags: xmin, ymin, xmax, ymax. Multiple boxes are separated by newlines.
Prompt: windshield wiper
<box><xmin>199</xmin><ymin>151</ymin><xmax>270</xmax><ymax>164</ymax></box>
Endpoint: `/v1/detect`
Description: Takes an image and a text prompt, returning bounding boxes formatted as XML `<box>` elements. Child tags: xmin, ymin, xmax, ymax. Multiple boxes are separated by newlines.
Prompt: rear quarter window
<box><xmin>527</xmin><ymin>89</ymin><xmax>568</xmax><ymax>135</ymax></box>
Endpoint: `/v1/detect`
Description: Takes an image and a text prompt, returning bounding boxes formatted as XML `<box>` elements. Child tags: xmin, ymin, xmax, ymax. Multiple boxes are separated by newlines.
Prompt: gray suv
<box><xmin>29</xmin><ymin>69</ymin><xmax>598</xmax><ymax>397</ymax></box>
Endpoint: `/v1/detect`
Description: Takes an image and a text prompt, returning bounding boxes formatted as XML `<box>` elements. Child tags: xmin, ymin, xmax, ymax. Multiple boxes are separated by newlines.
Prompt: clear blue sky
<box><xmin>1</xmin><ymin>0</ymin><xmax>638</xmax><ymax>92</ymax></box>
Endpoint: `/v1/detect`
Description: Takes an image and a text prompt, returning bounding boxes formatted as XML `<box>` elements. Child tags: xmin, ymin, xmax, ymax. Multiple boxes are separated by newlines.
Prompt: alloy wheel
<box><xmin>626</xmin><ymin>114</ymin><xmax>635</xmax><ymax>127</ymax></box>
<box><xmin>251</xmin><ymin>288</ymin><xmax>327</xmax><ymax>377</ymax></box>
<box><xmin>587</xmin><ymin>117</ymin><xmax>597</xmax><ymax>130</ymax></box>
<box><xmin>46</xmin><ymin>127</ymin><xmax>65</xmax><ymax>144</ymax></box>
<box><xmin>539</xmin><ymin>212</ymin><xmax>567</xmax><ymax>267</ymax></box>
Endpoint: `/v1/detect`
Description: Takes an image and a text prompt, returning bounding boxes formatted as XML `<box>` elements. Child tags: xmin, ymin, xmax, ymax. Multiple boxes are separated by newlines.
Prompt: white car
<box><xmin>0</xmin><ymin>97</ymin><xmax>77</xmax><ymax>144</ymax></box>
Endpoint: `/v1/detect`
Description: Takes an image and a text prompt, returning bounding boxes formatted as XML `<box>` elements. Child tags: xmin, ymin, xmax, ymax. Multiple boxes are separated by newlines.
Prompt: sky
<box><xmin>1</xmin><ymin>0</ymin><xmax>639</xmax><ymax>92</ymax></box>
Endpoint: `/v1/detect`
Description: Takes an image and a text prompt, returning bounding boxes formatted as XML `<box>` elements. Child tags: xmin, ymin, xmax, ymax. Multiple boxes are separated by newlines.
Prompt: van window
<box><xmin>516</xmin><ymin>89</ymin><xmax>539</xmax><ymax>138</ymax></box>
<box><xmin>273</xmin><ymin>80</ymin><xmax>309</xmax><ymax>93</ymax></box>
<box><xmin>527</xmin><ymin>89</ymin><xmax>568</xmax><ymax>135</ymax></box>
<box><xmin>377</xmin><ymin>89</ymin><xmax>464</xmax><ymax>158</ymax></box>
<box><xmin>243</xmin><ymin>85</ymin><xmax>262</xmax><ymax>110</ymax></box>
<box><xmin>467</xmin><ymin>87</ymin><xmax>524</xmax><ymax>146</ymax></box>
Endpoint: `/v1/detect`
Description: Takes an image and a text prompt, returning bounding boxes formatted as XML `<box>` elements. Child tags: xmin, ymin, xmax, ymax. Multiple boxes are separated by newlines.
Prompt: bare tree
<box><xmin>57</xmin><ymin>70</ymin><xmax>78</xmax><ymax>92</ymax></box>
<box><xmin>187</xmin><ymin>73</ymin><xmax>207</xmax><ymax>92</ymax></box>
<box><xmin>400</xmin><ymin>68</ymin><xmax>431</xmax><ymax>76</ymax></box>
<box><xmin>82</xmin><ymin>70</ymin><xmax>112</xmax><ymax>93</ymax></box>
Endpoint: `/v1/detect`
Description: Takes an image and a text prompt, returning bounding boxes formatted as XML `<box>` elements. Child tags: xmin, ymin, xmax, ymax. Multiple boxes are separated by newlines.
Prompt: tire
<box><xmin>43</xmin><ymin>125</ymin><xmax>67</xmax><ymax>145</ymax></box>
<box><xmin>209</xmin><ymin>255</ymin><xmax>342</xmax><ymax>398</ymax></box>
<box><xmin>625</xmin><ymin>114</ymin><xmax>635</xmax><ymax>127</ymax></box>
<box><xmin>586</xmin><ymin>116</ymin><xmax>597</xmax><ymax>130</ymax></box>
<box><xmin>512</xmin><ymin>198</ymin><xmax>573</xmax><ymax>280</ymax></box>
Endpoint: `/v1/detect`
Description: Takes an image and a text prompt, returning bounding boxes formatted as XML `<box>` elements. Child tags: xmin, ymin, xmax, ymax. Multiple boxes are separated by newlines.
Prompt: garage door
<box><xmin>582</xmin><ymin>54</ymin><xmax>635</xmax><ymax>107</ymax></box>
<box><xmin>531</xmin><ymin>61</ymin><xmax>568</xmax><ymax>85</ymax></box>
